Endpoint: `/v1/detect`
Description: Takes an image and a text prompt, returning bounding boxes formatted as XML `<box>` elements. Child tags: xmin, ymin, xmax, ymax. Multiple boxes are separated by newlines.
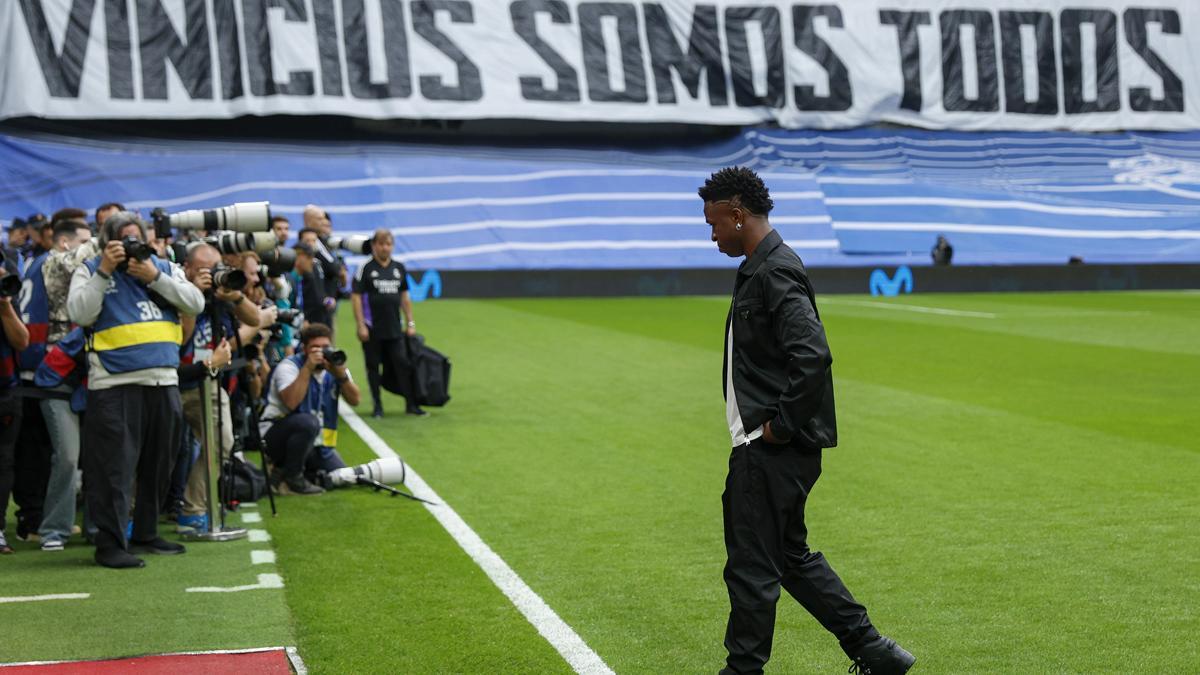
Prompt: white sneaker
<box><xmin>0</xmin><ymin>531</ymin><xmax>12</xmax><ymax>554</ymax></box>
<box><xmin>41</xmin><ymin>538</ymin><xmax>65</xmax><ymax>552</ymax></box>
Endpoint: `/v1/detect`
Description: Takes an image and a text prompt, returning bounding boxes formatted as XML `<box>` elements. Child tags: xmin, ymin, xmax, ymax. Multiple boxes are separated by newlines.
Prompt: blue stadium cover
<box><xmin>1</xmin><ymin>129</ymin><xmax>1198</xmax><ymax>269</ymax></box>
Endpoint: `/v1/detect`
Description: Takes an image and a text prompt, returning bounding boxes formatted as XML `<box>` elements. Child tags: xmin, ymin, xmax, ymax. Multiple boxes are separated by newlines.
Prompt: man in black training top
<box><xmin>351</xmin><ymin>229</ymin><xmax>424</xmax><ymax>418</ymax></box>
<box><xmin>700</xmin><ymin>167</ymin><xmax>915</xmax><ymax>675</ymax></box>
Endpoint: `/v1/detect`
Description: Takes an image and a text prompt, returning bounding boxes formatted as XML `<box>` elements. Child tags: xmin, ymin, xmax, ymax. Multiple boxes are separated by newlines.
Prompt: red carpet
<box><xmin>1</xmin><ymin>648</ymin><xmax>293</xmax><ymax>674</ymax></box>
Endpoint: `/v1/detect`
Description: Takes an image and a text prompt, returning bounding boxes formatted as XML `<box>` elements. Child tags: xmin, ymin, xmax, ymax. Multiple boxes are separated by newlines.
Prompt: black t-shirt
<box><xmin>353</xmin><ymin>258</ymin><xmax>408</xmax><ymax>340</ymax></box>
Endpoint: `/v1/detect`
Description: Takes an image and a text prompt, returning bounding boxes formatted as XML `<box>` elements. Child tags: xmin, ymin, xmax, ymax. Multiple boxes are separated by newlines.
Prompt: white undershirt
<box><xmin>726</xmin><ymin>320</ymin><xmax>763</xmax><ymax>447</ymax></box>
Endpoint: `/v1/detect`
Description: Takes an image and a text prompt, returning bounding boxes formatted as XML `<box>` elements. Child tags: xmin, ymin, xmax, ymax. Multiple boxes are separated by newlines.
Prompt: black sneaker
<box><xmin>406</xmin><ymin>406</ymin><xmax>429</xmax><ymax>417</ymax></box>
<box><xmin>95</xmin><ymin>547</ymin><xmax>145</xmax><ymax>569</ymax></box>
<box><xmin>848</xmin><ymin>636</ymin><xmax>916</xmax><ymax>675</ymax></box>
<box><xmin>130</xmin><ymin>537</ymin><xmax>187</xmax><ymax>556</ymax></box>
<box><xmin>372</xmin><ymin>403</ymin><xmax>384</xmax><ymax>418</ymax></box>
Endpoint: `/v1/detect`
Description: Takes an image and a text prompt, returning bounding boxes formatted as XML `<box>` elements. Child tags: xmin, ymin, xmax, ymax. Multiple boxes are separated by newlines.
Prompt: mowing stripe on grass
<box><xmin>823</xmin><ymin>298</ymin><xmax>999</xmax><ymax>318</ymax></box>
<box><xmin>0</xmin><ymin>593</ymin><xmax>89</xmax><ymax>604</ymax></box>
<box><xmin>340</xmin><ymin>403</ymin><xmax>615</xmax><ymax>675</ymax></box>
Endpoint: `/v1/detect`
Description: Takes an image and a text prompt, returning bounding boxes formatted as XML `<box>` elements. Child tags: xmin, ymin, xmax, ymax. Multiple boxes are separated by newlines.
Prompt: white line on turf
<box><xmin>340</xmin><ymin>403</ymin><xmax>614</xmax><ymax>675</ymax></box>
<box><xmin>241</xmin><ymin>512</ymin><xmax>263</xmax><ymax>523</ymax></box>
<box><xmin>186</xmin><ymin>573</ymin><xmax>284</xmax><ymax>593</ymax></box>
<box><xmin>286</xmin><ymin>646</ymin><xmax>309</xmax><ymax>675</ymax></box>
<box><xmin>0</xmin><ymin>646</ymin><xmax>295</xmax><ymax>668</ymax></box>
<box><xmin>247</xmin><ymin>529</ymin><xmax>271</xmax><ymax>542</ymax></box>
<box><xmin>250</xmin><ymin>550</ymin><xmax>276</xmax><ymax>565</ymax></box>
<box><xmin>822</xmin><ymin>298</ymin><xmax>999</xmax><ymax>318</ymax></box>
<box><xmin>0</xmin><ymin>593</ymin><xmax>89</xmax><ymax>604</ymax></box>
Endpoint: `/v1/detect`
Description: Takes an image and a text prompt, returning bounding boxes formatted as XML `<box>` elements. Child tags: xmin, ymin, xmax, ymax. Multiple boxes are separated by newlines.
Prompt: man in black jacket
<box><xmin>700</xmin><ymin>167</ymin><xmax>915</xmax><ymax>675</ymax></box>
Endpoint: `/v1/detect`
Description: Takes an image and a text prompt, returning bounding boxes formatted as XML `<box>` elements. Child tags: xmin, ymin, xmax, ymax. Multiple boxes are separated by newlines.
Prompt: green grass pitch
<box><xmin>2</xmin><ymin>291</ymin><xmax>1197</xmax><ymax>673</ymax></box>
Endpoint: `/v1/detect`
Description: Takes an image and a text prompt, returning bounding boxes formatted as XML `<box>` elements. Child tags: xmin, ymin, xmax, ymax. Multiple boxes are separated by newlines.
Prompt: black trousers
<box><xmin>263</xmin><ymin>412</ymin><xmax>320</xmax><ymax>479</ymax></box>
<box><xmin>722</xmin><ymin>440</ymin><xmax>879</xmax><ymax>674</ymax></box>
<box><xmin>0</xmin><ymin>389</ymin><xmax>22</xmax><ymax>533</ymax></box>
<box><xmin>82</xmin><ymin>384</ymin><xmax>182</xmax><ymax>553</ymax></box>
<box><xmin>362</xmin><ymin>337</ymin><xmax>416</xmax><ymax>410</ymax></box>
<box><xmin>12</xmin><ymin>396</ymin><xmax>50</xmax><ymax>535</ymax></box>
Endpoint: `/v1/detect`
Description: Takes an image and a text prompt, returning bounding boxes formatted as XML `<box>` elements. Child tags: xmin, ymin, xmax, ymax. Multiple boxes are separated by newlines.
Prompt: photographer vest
<box><xmin>84</xmin><ymin>256</ymin><xmax>182</xmax><ymax>373</ymax></box>
<box><xmin>17</xmin><ymin>252</ymin><xmax>49</xmax><ymax>372</ymax></box>
<box><xmin>284</xmin><ymin>353</ymin><xmax>339</xmax><ymax>449</ymax></box>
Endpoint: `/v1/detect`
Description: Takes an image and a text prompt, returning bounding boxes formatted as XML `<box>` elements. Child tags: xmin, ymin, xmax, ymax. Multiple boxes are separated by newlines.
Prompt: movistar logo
<box><xmin>869</xmin><ymin>266</ymin><xmax>913</xmax><ymax>296</ymax></box>
<box><xmin>407</xmin><ymin>270</ymin><xmax>442</xmax><ymax>303</ymax></box>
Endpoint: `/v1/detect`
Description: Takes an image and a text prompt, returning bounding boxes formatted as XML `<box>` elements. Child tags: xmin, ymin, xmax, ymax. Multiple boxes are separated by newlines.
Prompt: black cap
<box><xmin>292</xmin><ymin>242</ymin><xmax>315</xmax><ymax>256</ymax></box>
<box><xmin>4</xmin><ymin>217</ymin><xmax>25</xmax><ymax>231</ymax></box>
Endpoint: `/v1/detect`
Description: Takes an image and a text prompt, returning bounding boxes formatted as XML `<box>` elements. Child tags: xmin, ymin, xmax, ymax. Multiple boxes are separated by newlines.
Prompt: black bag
<box><xmin>380</xmin><ymin>334</ymin><xmax>451</xmax><ymax>407</ymax></box>
<box><xmin>412</xmin><ymin>340</ymin><xmax>451</xmax><ymax>407</ymax></box>
<box><xmin>222</xmin><ymin>455</ymin><xmax>267</xmax><ymax>505</ymax></box>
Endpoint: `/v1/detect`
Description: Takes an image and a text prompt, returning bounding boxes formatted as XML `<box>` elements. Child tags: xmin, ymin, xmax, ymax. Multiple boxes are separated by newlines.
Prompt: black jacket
<box><xmin>723</xmin><ymin>230</ymin><xmax>837</xmax><ymax>449</ymax></box>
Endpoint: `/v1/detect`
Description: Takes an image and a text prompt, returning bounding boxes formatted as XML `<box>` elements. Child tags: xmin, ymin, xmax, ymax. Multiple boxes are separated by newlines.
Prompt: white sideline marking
<box><xmin>241</xmin><ymin>512</ymin><xmax>263</xmax><ymax>523</ymax></box>
<box><xmin>0</xmin><ymin>646</ymin><xmax>296</xmax><ymax>668</ymax></box>
<box><xmin>286</xmin><ymin>646</ymin><xmax>309</xmax><ymax>675</ymax></box>
<box><xmin>823</xmin><ymin>298</ymin><xmax>998</xmax><ymax>318</ymax></box>
<box><xmin>0</xmin><ymin>593</ymin><xmax>89</xmax><ymax>604</ymax></box>
<box><xmin>240</xmin><ymin>502</ymin><xmax>258</xmax><ymax>509</ymax></box>
<box><xmin>340</xmin><ymin>403</ymin><xmax>614</xmax><ymax>675</ymax></box>
<box><xmin>186</xmin><ymin>573</ymin><xmax>284</xmax><ymax>593</ymax></box>
<box><xmin>250</xmin><ymin>550</ymin><xmax>276</xmax><ymax>565</ymax></box>
<box><xmin>247</xmin><ymin>529</ymin><xmax>271</xmax><ymax>542</ymax></box>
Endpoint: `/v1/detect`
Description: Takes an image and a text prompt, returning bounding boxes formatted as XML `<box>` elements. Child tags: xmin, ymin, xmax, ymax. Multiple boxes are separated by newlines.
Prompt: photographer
<box><xmin>259</xmin><ymin>323</ymin><xmax>359</xmax><ymax>496</ymax></box>
<box><xmin>174</xmin><ymin>243</ymin><xmax>258</xmax><ymax>533</ymax></box>
<box><xmin>291</xmin><ymin>242</ymin><xmax>329</xmax><ymax>328</ymax></box>
<box><xmin>67</xmin><ymin>212</ymin><xmax>205</xmax><ymax>568</ymax></box>
<box><xmin>32</xmin><ymin>214</ymin><xmax>91</xmax><ymax>551</ymax></box>
<box><xmin>0</xmin><ymin>261</ymin><xmax>30</xmax><ymax>554</ymax></box>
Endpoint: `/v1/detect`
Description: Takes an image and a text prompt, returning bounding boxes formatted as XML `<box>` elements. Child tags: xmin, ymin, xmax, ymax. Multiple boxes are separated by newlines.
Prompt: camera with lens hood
<box><xmin>211</xmin><ymin>264</ymin><xmax>247</xmax><ymax>292</ymax></box>
<box><xmin>151</xmin><ymin>201</ymin><xmax>272</xmax><ymax>238</ymax></box>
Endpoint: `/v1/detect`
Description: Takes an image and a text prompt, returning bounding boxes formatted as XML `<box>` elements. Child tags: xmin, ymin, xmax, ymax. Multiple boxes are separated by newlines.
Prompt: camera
<box><xmin>276</xmin><ymin>308</ymin><xmax>302</xmax><ymax>323</ymax></box>
<box><xmin>151</xmin><ymin>201</ymin><xmax>271</xmax><ymax>236</ymax></box>
<box><xmin>0</xmin><ymin>274</ymin><xmax>20</xmax><ymax>298</ymax></box>
<box><xmin>211</xmin><ymin>264</ymin><xmax>247</xmax><ymax>292</ymax></box>
<box><xmin>121</xmin><ymin>234</ymin><xmax>154</xmax><ymax>264</ymax></box>
<box><xmin>322</xmin><ymin>347</ymin><xmax>347</xmax><ymax>367</ymax></box>
<box><xmin>327</xmin><ymin>235</ymin><xmax>372</xmax><ymax>255</ymax></box>
<box><xmin>260</xmin><ymin>247</ymin><xmax>296</xmax><ymax>276</ymax></box>
<box><xmin>207</xmin><ymin>231</ymin><xmax>278</xmax><ymax>255</ymax></box>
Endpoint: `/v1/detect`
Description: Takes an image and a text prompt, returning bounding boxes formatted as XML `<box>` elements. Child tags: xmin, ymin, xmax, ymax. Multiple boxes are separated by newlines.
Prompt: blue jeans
<box><xmin>38</xmin><ymin>397</ymin><xmax>80</xmax><ymax>542</ymax></box>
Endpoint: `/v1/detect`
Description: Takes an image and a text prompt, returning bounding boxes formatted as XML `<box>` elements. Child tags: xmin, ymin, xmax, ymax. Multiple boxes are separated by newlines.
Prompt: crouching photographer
<box><xmin>67</xmin><ymin>212</ymin><xmax>205</xmax><ymax>568</ymax></box>
<box><xmin>259</xmin><ymin>324</ymin><xmax>358</xmax><ymax>495</ymax></box>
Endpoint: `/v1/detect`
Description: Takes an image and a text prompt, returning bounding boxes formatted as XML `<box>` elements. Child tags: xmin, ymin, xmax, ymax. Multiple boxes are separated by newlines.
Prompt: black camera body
<box><xmin>211</xmin><ymin>264</ymin><xmax>247</xmax><ymax>292</ymax></box>
<box><xmin>121</xmin><ymin>235</ymin><xmax>154</xmax><ymax>265</ymax></box>
<box><xmin>276</xmin><ymin>308</ymin><xmax>302</xmax><ymax>323</ymax></box>
<box><xmin>322</xmin><ymin>347</ymin><xmax>347</xmax><ymax>367</ymax></box>
<box><xmin>0</xmin><ymin>274</ymin><xmax>20</xmax><ymax>298</ymax></box>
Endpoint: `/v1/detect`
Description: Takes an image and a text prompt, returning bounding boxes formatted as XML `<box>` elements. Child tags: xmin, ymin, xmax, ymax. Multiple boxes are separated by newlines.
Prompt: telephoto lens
<box><xmin>322</xmin><ymin>347</ymin><xmax>347</xmax><ymax>367</ymax></box>
<box><xmin>166</xmin><ymin>202</ymin><xmax>271</xmax><ymax>233</ymax></box>
<box><xmin>121</xmin><ymin>235</ymin><xmax>154</xmax><ymax>263</ymax></box>
<box><xmin>260</xmin><ymin>247</ymin><xmax>296</xmax><ymax>276</ymax></box>
<box><xmin>0</xmin><ymin>274</ymin><xmax>20</xmax><ymax>298</ymax></box>
<box><xmin>208</xmin><ymin>231</ymin><xmax>278</xmax><ymax>255</ymax></box>
<box><xmin>328</xmin><ymin>235</ymin><xmax>372</xmax><ymax>255</ymax></box>
<box><xmin>211</xmin><ymin>264</ymin><xmax>248</xmax><ymax>291</ymax></box>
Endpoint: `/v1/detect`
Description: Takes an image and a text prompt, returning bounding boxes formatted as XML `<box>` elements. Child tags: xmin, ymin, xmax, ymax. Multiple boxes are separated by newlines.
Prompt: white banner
<box><xmin>2</xmin><ymin>0</ymin><xmax>1199</xmax><ymax>130</ymax></box>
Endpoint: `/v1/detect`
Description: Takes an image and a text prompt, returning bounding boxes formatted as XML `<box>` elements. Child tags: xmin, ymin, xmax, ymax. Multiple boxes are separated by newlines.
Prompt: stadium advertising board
<box><xmin>3</xmin><ymin>0</ymin><xmax>1199</xmax><ymax>130</ymax></box>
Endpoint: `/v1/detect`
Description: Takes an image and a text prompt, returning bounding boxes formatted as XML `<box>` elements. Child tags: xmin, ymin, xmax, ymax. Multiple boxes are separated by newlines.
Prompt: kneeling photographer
<box><xmin>67</xmin><ymin>212</ymin><xmax>205</xmax><ymax>568</ymax></box>
<box><xmin>175</xmin><ymin>243</ymin><xmax>260</xmax><ymax>533</ymax></box>
<box><xmin>259</xmin><ymin>324</ymin><xmax>358</xmax><ymax>495</ymax></box>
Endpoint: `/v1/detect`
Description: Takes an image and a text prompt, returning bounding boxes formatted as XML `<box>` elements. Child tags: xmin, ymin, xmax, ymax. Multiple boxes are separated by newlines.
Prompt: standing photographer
<box><xmin>67</xmin><ymin>212</ymin><xmax>205</xmax><ymax>568</ymax></box>
<box><xmin>0</xmin><ymin>261</ymin><xmax>30</xmax><ymax>554</ymax></box>
<box><xmin>259</xmin><ymin>324</ymin><xmax>359</xmax><ymax>495</ymax></box>
<box><xmin>175</xmin><ymin>243</ymin><xmax>259</xmax><ymax>533</ymax></box>
<box><xmin>351</xmin><ymin>229</ymin><xmax>423</xmax><ymax>418</ymax></box>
